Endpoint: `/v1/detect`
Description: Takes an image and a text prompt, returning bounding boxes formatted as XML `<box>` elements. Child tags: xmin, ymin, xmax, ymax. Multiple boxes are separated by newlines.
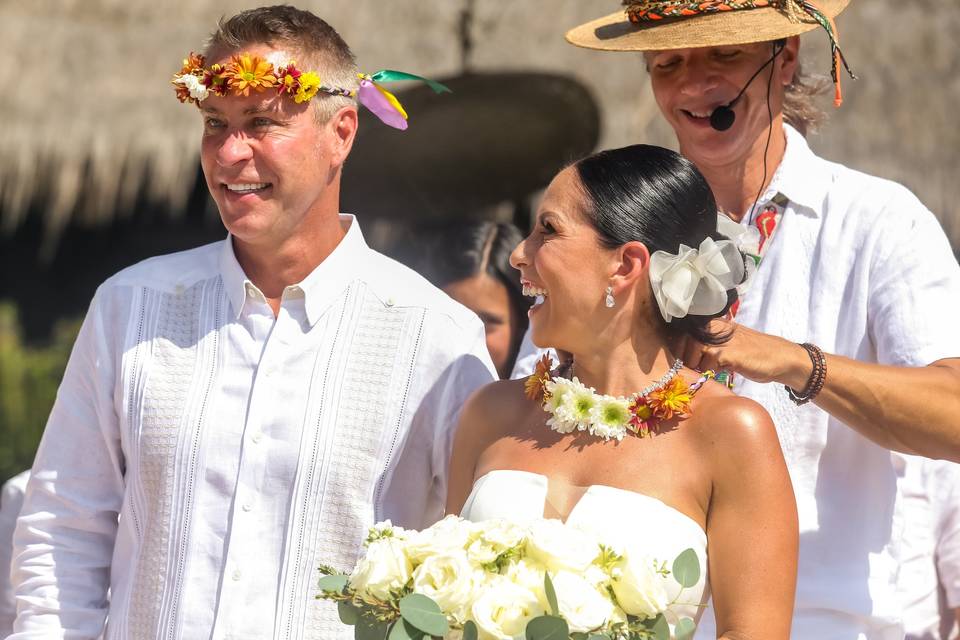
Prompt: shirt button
<box><xmin>242</xmin><ymin>503</ymin><xmax>253</xmax><ymax>512</ymax></box>
<box><xmin>232</xmin><ymin>569</ymin><xmax>242</xmax><ymax>581</ymax></box>
<box><xmin>251</xmin><ymin>433</ymin><xmax>263</xmax><ymax>444</ymax></box>
<box><xmin>386</xmin><ymin>297</ymin><xmax>395</xmax><ymax>307</ymax></box>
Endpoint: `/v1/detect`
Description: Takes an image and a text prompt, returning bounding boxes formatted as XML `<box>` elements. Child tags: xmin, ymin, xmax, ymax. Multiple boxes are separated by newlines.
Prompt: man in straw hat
<box><xmin>562</xmin><ymin>1</ymin><xmax>960</xmax><ymax>637</ymax></box>
<box><xmin>8</xmin><ymin>5</ymin><xmax>495</xmax><ymax>639</ymax></box>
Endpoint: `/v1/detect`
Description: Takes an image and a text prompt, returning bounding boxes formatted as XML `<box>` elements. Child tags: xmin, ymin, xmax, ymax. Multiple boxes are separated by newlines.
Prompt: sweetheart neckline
<box><xmin>469</xmin><ymin>468</ymin><xmax>707</xmax><ymax>536</ymax></box>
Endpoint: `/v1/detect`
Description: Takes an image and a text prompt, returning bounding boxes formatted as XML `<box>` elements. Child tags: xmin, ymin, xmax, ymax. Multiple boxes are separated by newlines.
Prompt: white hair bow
<box><xmin>649</xmin><ymin>237</ymin><xmax>745</xmax><ymax>323</ymax></box>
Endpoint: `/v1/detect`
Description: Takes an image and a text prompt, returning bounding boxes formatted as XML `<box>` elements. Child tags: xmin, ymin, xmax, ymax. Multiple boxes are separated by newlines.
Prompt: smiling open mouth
<box><xmin>225</xmin><ymin>182</ymin><xmax>271</xmax><ymax>194</ymax></box>
<box><xmin>522</xmin><ymin>282</ymin><xmax>548</xmax><ymax>314</ymax></box>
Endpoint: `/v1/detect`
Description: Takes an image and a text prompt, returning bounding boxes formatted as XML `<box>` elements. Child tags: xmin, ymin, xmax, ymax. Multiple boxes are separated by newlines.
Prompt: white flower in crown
<box><xmin>174</xmin><ymin>73</ymin><xmax>210</xmax><ymax>102</ymax></box>
<box><xmin>587</xmin><ymin>396</ymin><xmax>632</xmax><ymax>441</ymax></box>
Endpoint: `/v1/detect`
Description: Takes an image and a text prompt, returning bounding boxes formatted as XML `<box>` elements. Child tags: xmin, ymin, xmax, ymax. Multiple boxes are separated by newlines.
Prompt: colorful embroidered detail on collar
<box><xmin>171</xmin><ymin>52</ymin><xmax>450</xmax><ymax>130</ymax></box>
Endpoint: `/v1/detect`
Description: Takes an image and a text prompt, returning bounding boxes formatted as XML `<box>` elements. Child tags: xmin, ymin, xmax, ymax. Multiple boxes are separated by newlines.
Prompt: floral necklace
<box><xmin>524</xmin><ymin>355</ymin><xmax>713</xmax><ymax>442</ymax></box>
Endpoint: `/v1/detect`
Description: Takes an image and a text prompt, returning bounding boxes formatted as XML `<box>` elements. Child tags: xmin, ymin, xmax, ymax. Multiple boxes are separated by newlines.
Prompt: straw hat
<box><xmin>566</xmin><ymin>0</ymin><xmax>850</xmax><ymax>51</ymax></box>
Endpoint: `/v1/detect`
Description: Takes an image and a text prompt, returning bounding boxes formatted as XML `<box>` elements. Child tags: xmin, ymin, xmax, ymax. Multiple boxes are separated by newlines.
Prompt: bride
<box><xmin>446</xmin><ymin>144</ymin><xmax>798</xmax><ymax>637</ymax></box>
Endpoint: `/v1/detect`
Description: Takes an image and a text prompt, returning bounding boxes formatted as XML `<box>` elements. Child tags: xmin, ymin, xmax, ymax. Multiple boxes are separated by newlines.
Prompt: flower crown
<box><xmin>172</xmin><ymin>52</ymin><xmax>450</xmax><ymax>130</ymax></box>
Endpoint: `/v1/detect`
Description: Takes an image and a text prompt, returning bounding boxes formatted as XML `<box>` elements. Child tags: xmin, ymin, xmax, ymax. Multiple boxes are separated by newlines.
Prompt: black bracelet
<box><xmin>786</xmin><ymin>343</ymin><xmax>826</xmax><ymax>406</ymax></box>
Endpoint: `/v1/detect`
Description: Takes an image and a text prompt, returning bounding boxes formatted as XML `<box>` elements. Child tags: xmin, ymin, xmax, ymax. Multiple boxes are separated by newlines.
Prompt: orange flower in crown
<box><xmin>227</xmin><ymin>53</ymin><xmax>277</xmax><ymax>96</ymax></box>
<box><xmin>646</xmin><ymin>375</ymin><xmax>693</xmax><ymax>421</ymax></box>
<box><xmin>179</xmin><ymin>52</ymin><xmax>206</xmax><ymax>77</ymax></box>
<box><xmin>524</xmin><ymin>354</ymin><xmax>554</xmax><ymax>402</ymax></box>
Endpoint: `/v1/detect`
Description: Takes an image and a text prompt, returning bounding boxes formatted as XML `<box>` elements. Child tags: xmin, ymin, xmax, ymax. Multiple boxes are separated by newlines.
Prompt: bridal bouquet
<box><xmin>317</xmin><ymin>515</ymin><xmax>700</xmax><ymax>640</ymax></box>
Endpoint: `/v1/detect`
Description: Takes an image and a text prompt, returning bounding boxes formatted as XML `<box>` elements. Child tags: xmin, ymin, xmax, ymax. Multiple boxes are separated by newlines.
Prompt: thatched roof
<box><xmin>2</xmin><ymin>0</ymin><xmax>958</xmax><ymax>255</ymax></box>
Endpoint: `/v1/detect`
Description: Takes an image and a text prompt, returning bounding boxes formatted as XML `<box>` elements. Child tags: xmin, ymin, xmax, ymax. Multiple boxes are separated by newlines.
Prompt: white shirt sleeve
<box><xmin>10</xmin><ymin>287</ymin><xmax>126</xmax><ymax>639</ymax></box>
<box><xmin>427</xmin><ymin>318</ymin><xmax>497</xmax><ymax>525</ymax></box>
<box><xmin>866</xmin><ymin>190</ymin><xmax>960</xmax><ymax>367</ymax></box>
<box><xmin>934</xmin><ymin>462</ymin><xmax>960</xmax><ymax>608</ymax></box>
<box><xmin>1</xmin><ymin>471</ymin><xmax>30</xmax><ymax>637</ymax></box>
<box><xmin>509</xmin><ymin>327</ymin><xmax>557</xmax><ymax>380</ymax></box>
<box><xmin>378</xmin><ymin>309</ymin><xmax>496</xmax><ymax>530</ymax></box>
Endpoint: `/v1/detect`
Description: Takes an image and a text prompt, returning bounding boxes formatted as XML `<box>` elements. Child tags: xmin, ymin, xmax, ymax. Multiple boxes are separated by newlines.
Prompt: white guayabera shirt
<box><xmin>897</xmin><ymin>454</ymin><xmax>960</xmax><ymax>640</ymax></box>
<box><xmin>9</xmin><ymin>215</ymin><xmax>496</xmax><ymax>640</ymax></box>
<box><xmin>693</xmin><ymin>125</ymin><xmax>960</xmax><ymax>639</ymax></box>
<box><xmin>1</xmin><ymin>470</ymin><xmax>30</xmax><ymax>637</ymax></box>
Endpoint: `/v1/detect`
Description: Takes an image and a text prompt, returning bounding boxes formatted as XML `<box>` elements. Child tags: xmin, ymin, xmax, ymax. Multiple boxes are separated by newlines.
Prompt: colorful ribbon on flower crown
<box><xmin>355</xmin><ymin>70</ymin><xmax>452</xmax><ymax>130</ymax></box>
<box><xmin>622</xmin><ymin>0</ymin><xmax>856</xmax><ymax>107</ymax></box>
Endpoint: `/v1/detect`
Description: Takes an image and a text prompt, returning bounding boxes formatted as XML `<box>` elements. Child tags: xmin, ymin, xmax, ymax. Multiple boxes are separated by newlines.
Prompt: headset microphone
<box><xmin>709</xmin><ymin>40</ymin><xmax>786</xmax><ymax>132</ymax></box>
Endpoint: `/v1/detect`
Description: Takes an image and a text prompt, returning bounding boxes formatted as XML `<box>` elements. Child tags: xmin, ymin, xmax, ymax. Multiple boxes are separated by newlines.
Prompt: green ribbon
<box><xmin>369</xmin><ymin>70</ymin><xmax>452</xmax><ymax>94</ymax></box>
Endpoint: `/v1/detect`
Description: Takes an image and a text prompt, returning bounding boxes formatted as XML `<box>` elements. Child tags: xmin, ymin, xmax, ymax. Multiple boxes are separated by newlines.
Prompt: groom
<box><xmin>9</xmin><ymin>6</ymin><xmax>495</xmax><ymax>639</ymax></box>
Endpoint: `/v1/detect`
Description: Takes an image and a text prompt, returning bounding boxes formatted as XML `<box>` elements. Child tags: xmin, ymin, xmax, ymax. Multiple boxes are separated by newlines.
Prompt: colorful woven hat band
<box><xmin>171</xmin><ymin>52</ymin><xmax>450</xmax><ymax>130</ymax></box>
<box><xmin>622</xmin><ymin>0</ymin><xmax>855</xmax><ymax>106</ymax></box>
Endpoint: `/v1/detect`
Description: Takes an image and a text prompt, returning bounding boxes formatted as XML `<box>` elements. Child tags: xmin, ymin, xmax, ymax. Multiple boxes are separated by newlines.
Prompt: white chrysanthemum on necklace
<box><xmin>588</xmin><ymin>396</ymin><xmax>633</xmax><ymax>441</ymax></box>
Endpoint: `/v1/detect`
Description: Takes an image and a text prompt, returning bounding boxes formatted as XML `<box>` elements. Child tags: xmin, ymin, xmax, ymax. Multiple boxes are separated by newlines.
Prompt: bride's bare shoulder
<box><xmin>687</xmin><ymin>380</ymin><xmax>781</xmax><ymax>455</ymax></box>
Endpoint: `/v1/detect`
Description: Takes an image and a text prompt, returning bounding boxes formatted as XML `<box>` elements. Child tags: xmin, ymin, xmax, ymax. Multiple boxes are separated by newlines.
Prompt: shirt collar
<box><xmin>761</xmin><ymin>123</ymin><xmax>832</xmax><ymax>216</ymax></box>
<box><xmin>218</xmin><ymin>214</ymin><xmax>370</xmax><ymax>325</ymax></box>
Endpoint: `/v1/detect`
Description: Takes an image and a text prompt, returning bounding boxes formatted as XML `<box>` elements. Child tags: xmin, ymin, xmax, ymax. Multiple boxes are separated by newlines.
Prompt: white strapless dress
<box><xmin>460</xmin><ymin>469</ymin><xmax>710</xmax><ymax>632</ymax></box>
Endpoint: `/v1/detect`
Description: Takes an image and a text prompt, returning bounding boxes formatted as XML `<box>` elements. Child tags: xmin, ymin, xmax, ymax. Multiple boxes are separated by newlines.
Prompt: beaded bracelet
<box><xmin>786</xmin><ymin>342</ymin><xmax>826</xmax><ymax>406</ymax></box>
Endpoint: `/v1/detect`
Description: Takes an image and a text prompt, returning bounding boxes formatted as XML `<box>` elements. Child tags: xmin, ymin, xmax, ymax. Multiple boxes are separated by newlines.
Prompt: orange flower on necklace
<box><xmin>227</xmin><ymin>53</ymin><xmax>277</xmax><ymax>96</ymax></box>
<box><xmin>647</xmin><ymin>375</ymin><xmax>693</xmax><ymax>421</ymax></box>
<box><xmin>524</xmin><ymin>354</ymin><xmax>554</xmax><ymax>402</ymax></box>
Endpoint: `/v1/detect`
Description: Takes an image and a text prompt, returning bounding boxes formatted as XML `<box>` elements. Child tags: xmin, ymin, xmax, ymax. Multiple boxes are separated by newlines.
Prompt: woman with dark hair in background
<box><xmin>446</xmin><ymin>145</ymin><xmax>798</xmax><ymax>637</ymax></box>
<box><xmin>417</xmin><ymin>222</ymin><xmax>530</xmax><ymax>379</ymax></box>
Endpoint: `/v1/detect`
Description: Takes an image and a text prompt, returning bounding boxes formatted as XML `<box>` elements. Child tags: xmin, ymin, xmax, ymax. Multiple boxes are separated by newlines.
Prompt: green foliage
<box><xmin>525</xmin><ymin>615</ymin><xmax>569</xmax><ymax>640</ymax></box>
<box><xmin>544</xmin><ymin>573</ymin><xmax>559</xmax><ymax>616</ymax></box>
<box><xmin>397</xmin><ymin>594</ymin><xmax>448</xmax><ymax>637</ymax></box>
<box><xmin>674</xmin><ymin>617</ymin><xmax>696</xmax><ymax>640</ymax></box>
<box><xmin>671</xmin><ymin>549</ymin><xmax>701</xmax><ymax>589</ymax></box>
<box><xmin>0</xmin><ymin>302</ymin><xmax>81</xmax><ymax>483</ymax></box>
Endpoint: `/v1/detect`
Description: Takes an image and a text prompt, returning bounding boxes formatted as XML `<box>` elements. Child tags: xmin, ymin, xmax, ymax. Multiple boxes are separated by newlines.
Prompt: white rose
<box><xmin>470</xmin><ymin>576</ymin><xmax>544</xmax><ymax>640</ymax></box>
<box><xmin>467</xmin><ymin>519</ymin><xmax>526</xmax><ymax>565</ymax></box>
<box><xmin>609</xmin><ymin>553</ymin><xmax>670</xmax><ymax>619</ymax></box>
<box><xmin>502</xmin><ymin>558</ymin><xmax>546</xmax><ymax>600</ymax></box>
<box><xmin>526</xmin><ymin>519</ymin><xmax>600</xmax><ymax>573</ymax></box>
<box><xmin>349</xmin><ymin>537</ymin><xmax>412</xmax><ymax>602</ymax></box>
<box><xmin>404</xmin><ymin>515</ymin><xmax>474</xmax><ymax>563</ymax></box>
<box><xmin>550</xmin><ymin>570</ymin><xmax>615</xmax><ymax>633</ymax></box>
<box><xmin>411</xmin><ymin>551</ymin><xmax>480</xmax><ymax>623</ymax></box>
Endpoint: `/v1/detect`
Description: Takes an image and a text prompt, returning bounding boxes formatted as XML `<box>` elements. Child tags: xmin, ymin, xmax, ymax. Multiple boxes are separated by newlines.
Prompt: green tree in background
<box><xmin>0</xmin><ymin>302</ymin><xmax>81</xmax><ymax>483</ymax></box>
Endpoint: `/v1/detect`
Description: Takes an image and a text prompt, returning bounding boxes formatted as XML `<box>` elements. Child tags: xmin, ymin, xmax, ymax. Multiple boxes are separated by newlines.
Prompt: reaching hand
<box><xmin>676</xmin><ymin>319</ymin><xmax>810</xmax><ymax>387</ymax></box>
